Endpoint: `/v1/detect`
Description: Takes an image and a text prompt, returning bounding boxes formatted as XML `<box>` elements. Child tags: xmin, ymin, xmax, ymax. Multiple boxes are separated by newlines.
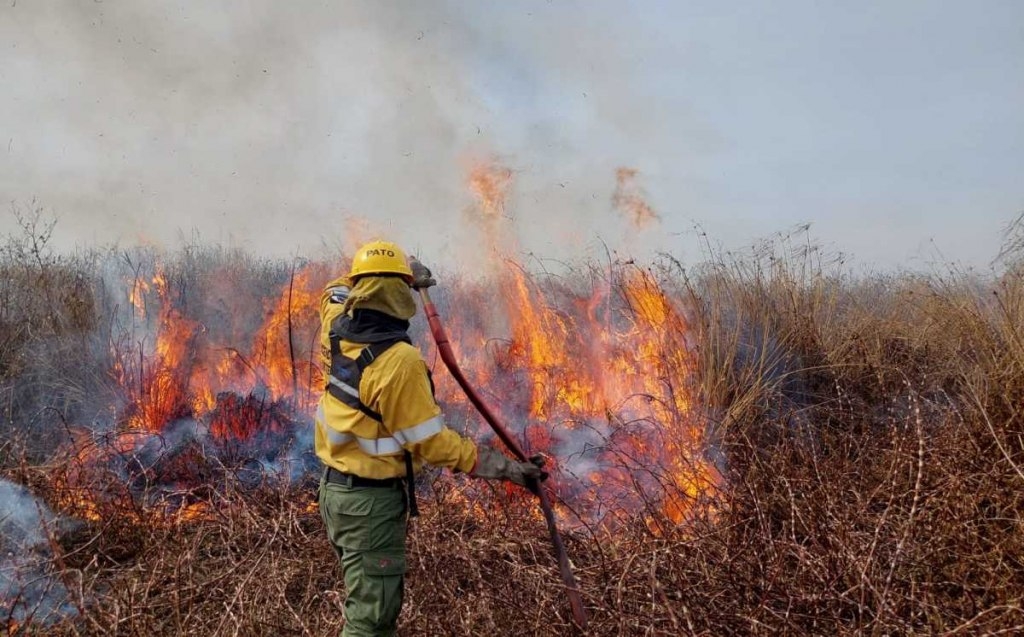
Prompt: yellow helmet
<box><xmin>348</xmin><ymin>240</ymin><xmax>414</xmax><ymax>282</ymax></box>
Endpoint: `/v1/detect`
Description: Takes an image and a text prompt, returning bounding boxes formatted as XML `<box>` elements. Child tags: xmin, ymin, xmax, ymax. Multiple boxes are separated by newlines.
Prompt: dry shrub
<box><xmin>671</xmin><ymin>229</ymin><xmax>1024</xmax><ymax>634</ymax></box>
<box><xmin>1</xmin><ymin>226</ymin><xmax>1023</xmax><ymax>635</ymax></box>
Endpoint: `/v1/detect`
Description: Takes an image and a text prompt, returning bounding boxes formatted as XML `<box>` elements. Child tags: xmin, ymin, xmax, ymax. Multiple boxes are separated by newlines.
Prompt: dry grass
<box><xmin>2</xmin><ymin>222</ymin><xmax>1023</xmax><ymax>635</ymax></box>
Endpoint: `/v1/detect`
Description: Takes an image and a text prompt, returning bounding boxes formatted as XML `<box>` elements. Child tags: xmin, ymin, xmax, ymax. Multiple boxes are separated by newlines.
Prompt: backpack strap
<box><xmin>324</xmin><ymin>334</ymin><xmax>421</xmax><ymax>517</ymax></box>
<box><xmin>325</xmin><ymin>339</ymin><xmax>403</xmax><ymax>422</ymax></box>
<box><xmin>329</xmin><ymin>330</ymin><xmax>342</xmax><ymax>356</ymax></box>
<box><xmin>354</xmin><ymin>340</ymin><xmax>395</xmax><ymax>375</ymax></box>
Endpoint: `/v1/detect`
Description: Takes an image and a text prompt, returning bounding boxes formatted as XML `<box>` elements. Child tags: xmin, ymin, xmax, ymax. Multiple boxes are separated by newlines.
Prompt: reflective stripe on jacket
<box><xmin>314</xmin><ymin>277</ymin><xmax>478</xmax><ymax>479</ymax></box>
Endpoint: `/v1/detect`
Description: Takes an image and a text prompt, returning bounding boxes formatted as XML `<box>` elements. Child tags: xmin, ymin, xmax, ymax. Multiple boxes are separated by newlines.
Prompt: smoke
<box><xmin>0</xmin><ymin>479</ymin><xmax>77</xmax><ymax>626</ymax></box>
<box><xmin>71</xmin><ymin>248</ymin><xmax>323</xmax><ymax>499</ymax></box>
<box><xmin>91</xmin><ymin>411</ymin><xmax>318</xmax><ymax>500</ymax></box>
<box><xmin>0</xmin><ymin>1</ymin><xmax>682</xmax><ymax>271</ymax></box>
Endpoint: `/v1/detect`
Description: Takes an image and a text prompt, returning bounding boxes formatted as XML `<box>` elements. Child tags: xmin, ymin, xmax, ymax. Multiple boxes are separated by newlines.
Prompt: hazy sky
<box><xmin>1</xmin><ymin>1</ymin><xmax>1021</xmax><ymax>271</ymax></box>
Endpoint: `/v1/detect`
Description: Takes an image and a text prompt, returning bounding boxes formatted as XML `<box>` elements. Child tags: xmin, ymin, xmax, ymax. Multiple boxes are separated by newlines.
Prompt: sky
<box><xmin>1</xmin><ymin>1</ymin><xmax>1022</xmax><ymax>272</ymax></box>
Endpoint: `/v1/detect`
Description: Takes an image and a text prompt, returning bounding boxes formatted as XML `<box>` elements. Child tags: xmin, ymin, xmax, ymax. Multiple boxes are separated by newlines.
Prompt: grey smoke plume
<box><xmin>0</xmin><ymin>479</ymin><xmax>77</xmax><ymax>626</ymax></box>
<box><xmin>0</xmin><ymin>1</ymin><xmax>679</xmax><ymax>271</ymax></box>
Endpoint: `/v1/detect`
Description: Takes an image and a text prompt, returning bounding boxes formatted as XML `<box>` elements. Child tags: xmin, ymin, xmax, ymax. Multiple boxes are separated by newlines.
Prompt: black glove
<box><xmin>528</xmin><ymin>454</ymin><xmax>550</xmax><ymax>482</ymax></box>
<box><xmin>408</xmin><ymin>257</ymin><xmax>436</xmax><ymax>290</ymax></box>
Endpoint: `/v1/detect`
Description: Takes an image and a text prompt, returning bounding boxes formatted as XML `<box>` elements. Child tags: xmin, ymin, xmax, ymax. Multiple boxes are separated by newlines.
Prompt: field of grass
<box><xmin>2</xmin><ymin>210</ymin><xmax>1023</xmax><ymax>635</ymax></box>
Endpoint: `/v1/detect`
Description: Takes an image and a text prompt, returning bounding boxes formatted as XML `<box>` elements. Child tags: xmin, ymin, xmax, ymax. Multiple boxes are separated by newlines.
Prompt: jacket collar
<box><xmin>333</xmin><ymin>309</ymin><xmax>411</xmax><ymax>344</ymax></box>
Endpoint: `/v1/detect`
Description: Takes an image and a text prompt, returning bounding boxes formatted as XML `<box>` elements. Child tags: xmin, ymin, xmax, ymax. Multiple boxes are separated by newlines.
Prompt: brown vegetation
<box><xmin>2</xmin><ymin>217</ymin><xmax>1023</xmax><ymax>635</ymax></box>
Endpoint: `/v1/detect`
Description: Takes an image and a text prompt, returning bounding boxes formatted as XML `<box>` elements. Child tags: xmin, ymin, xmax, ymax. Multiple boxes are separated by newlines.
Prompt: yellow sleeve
<box><xmin>371</xmin><ymin>348</ymin><xmax>478</xmax><ymax>473</ymax></box>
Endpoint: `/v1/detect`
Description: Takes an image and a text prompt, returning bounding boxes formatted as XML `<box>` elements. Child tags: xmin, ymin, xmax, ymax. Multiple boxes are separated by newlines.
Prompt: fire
<box><xmin>175</xmin><ymin>501</ymin><xmax>212</xmax><ymax>523</ymax></box>
<box><xmin>55</xmin><ymin>162</ymin><xmax>716</xmax><ymax>530</ymax></box>
<box><xmin>54</xmin><ymin>260</ymin><xmax>329</xmax><ymax>521</ymax></box>
<box><xmin>126</xmin><ymin>270</ymin><xmax>196</xmax><ymax>431</ymax></box>
<box><xmin>433</xmin><ymin>161</ymin><xmax>718</xmax><ymax>526</ymax></box>
<box><xmin>613</xmin><ymin>167</ymin><xmax>660</xmax><ymax>229</ymax></box>
<box><xmin>468</xmin><ymin>161</ymin><xmax>513</xmax><ymax>220</ymax></box>
<box><xmin>249</xmin><ymin>264</ymin><xmax>325</xmax><ymax>409</ymax></box>
<box><xmin>431</xmin><ymin>263</ymin><xmax>716</xmax><ymax>525</ymax></box>
<box><xmin>129</xmin><ymin>274</ymin><xmax>150</xmax><ymax>317</ymax></box>
<box><xmin>122</xmin><ymin>263</ymin><xmax>326</xmax><ymax>434</ymax></box>
<box><xmin>466</xmin><ymin>160</ymin><xmax>516</xmax><ymax>261</ymax></box>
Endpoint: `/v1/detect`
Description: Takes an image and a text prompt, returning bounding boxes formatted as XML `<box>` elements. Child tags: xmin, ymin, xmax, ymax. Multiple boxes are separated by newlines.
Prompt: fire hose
<box><xmin>416</xmin><ymin>285</ymin><xmax>589</xmax><ymax>629</ymax></box>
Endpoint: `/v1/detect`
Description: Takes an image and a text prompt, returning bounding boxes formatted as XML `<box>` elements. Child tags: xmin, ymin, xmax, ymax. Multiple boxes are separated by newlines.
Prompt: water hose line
<box><xmin>417</xmin><ymin>286</ymin><xmax>588</xmax><ymax>629</ymax></box>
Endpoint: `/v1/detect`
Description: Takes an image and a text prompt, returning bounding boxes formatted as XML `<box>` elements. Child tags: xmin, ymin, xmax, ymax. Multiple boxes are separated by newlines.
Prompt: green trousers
<box><xmin>319</xmin><ymin>472</ymin><xmax>408</xmax><ymax>637</ymax></box>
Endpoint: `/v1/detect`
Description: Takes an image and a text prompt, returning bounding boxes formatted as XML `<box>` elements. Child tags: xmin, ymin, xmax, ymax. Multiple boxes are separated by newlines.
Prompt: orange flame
<box><xmin>613</xmin><ymin>167</ymin><xmax>660</xmax><ymax>229</ymax></box>
<box><xmin>466</xmin><ymin>160</ymin><xmax>516</xmax><ymax>260</ymax></box>
<box><xmin>434</xmin><ymin>162</ymin><xmax>716</xmax><ymax>526</ymax></box>
<box><xmin>250</xmin><ymin>264</ymin><xmax>324</xmax><ymax>409</ymax></box>
<box><xmin>124</xmin><ymin>262</ymin><xmax>326</xmax><ymax>435</ymax></box>
<box><xmin>126</xmin><ymin>270</ymin><xmax>195</xmax><ymax>431</ymax></box>
<box><xmin>70</xmin><ymin>162</ymin><xmax>715</xmax><ymax>529</ymax></box>
<box><xmin>432</xmin><ymin>263</ymin><xmax>715</xmax><ymax>525</ymax></box>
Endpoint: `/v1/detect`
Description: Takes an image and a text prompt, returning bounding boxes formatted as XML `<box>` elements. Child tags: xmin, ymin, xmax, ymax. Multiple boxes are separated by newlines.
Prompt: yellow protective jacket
<box><xmin>314</xmin><ymin>276</ymin><xmax>478</xmax><ymax>479</ymax></box>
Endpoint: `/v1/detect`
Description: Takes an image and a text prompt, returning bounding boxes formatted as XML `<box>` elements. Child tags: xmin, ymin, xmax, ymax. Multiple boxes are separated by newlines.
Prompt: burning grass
<box><xmin>1</xmin><ymin>217</ymin><xmax>1024</xmax><ymax>634</ymax></box>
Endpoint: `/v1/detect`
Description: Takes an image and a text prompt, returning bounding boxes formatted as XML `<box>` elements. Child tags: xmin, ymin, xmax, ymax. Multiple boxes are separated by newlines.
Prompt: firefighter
<box><xmin>315</xmin><ymin>240</ymin><xmax>543</xmax><ymax>637</ymax></box>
